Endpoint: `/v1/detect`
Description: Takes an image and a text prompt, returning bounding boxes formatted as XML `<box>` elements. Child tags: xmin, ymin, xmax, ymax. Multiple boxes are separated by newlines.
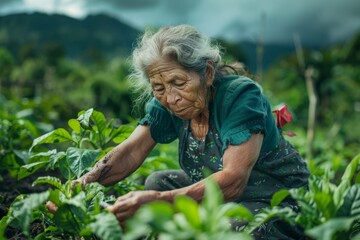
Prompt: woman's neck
<box><xmin>190</xmin><ymin>86</ymin><xmax>215</xmax><ymax>141</ymax></box>
<box><xmin>190</xmin><ymin>107</ymin><xmax>210</xmax><ymax>141</ymax></box>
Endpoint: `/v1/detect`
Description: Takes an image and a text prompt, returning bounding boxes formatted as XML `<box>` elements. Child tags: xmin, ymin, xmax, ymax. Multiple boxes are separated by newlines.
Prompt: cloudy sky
<box><xmin>0</xmin><ymin>0</ymin><xmax>359</xmax><ymax>46</ymax></box>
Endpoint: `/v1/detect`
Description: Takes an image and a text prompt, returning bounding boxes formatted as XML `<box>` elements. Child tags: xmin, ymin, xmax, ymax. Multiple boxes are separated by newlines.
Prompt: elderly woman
<box><xmin>73</xmin><ymin>25</ymin><xmax>309</xmax><ymax>238</ymax></box>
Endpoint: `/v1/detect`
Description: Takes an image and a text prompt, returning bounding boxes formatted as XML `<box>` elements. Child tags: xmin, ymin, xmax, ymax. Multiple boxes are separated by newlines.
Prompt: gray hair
<box><xmin>128</xmin><ymin>25</ymin><xmax>223</xmax><ymax>106</ymax></box>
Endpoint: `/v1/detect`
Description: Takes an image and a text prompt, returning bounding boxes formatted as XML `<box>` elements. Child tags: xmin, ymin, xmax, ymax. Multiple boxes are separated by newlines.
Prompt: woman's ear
<box><xmin>205</xmin><ymin>61</ymin><xmax>215</xmax><ymax>86</ymax></box>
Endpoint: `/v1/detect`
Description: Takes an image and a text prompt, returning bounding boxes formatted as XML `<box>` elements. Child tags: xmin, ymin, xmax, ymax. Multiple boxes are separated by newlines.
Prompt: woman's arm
<box><xmin>74</xmin><ymin>125</ymin><xmax>156</xmax><ymax>188</ymax></box>
<box><xmin>161</xmin><ymin>133</ymin><xmax>263</xmax><ymax>202</ymax></box>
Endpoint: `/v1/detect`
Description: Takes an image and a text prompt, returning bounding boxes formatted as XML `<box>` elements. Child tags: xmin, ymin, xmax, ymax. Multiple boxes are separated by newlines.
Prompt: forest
<box><xmin>0</xmin><ymin>12</ymin><xmax>360</xmax><ymax>240</ymax></box>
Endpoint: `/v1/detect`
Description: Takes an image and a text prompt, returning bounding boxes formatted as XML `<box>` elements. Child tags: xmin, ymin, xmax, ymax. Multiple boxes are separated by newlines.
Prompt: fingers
<box><xmin>45</xmin><ymin>201</ymin><xmax>58</xmax><ymax>214</ymax></box>
<box><xmin>70</xmin><ymin>177</ymin><xmax>86</xmax><ymax>191</ymax></box>
<box><xmin>71</xmin><ymin>175</ymin><xmax>91</xmax><ymax>191</ymax></box>
<box><xmin>114</xmin><ymin>209</ymin><xmax>136</xmax><ymax>221</ymax></box>
<box><xmin>107</xmin><ymin>192</ymin><xmax>141</xmax><ymax>222</ymax></box>
<box><xmin>108</xmin><ymin>205</ymin><xmax>138</xmax><ymax>225</ymax></box>
<box><xmin>70</xmin><ymin>179</ymin><xmax>80</xmax><ymax>190</ymax></box>
<box><xmin>81</xmin><ymin>177</ymin><xmax>87</xmax><ymax>191</ymax></box>
<box><xmin>107</xmin><ymin>191</ymin><xmax>159</xmax><ymax>228</ymax></box>
<box><xmin>107</xmin><ymin>196</ymin><xmax>136</xmax><ymax>214</ymax></box>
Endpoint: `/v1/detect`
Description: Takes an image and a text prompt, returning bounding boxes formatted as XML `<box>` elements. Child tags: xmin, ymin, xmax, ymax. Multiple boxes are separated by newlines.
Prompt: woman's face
<box><xmin>148</xmin><ymin>57</ymin><xmax>213</xmax><ymax>120</ymax></box>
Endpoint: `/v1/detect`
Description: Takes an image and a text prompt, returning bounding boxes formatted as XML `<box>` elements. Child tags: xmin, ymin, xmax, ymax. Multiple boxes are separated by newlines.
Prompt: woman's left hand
<box><xmin>107</xmin><ymin>190</ymin><xmax>160</xmax><ymax>227</ymax></box>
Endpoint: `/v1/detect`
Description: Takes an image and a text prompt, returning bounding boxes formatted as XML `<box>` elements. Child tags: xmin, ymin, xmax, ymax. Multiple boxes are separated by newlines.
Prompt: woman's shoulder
<box><xmin>213</xmin><ymin>75</ymin><xmax>262</xmax><ymax>105</ymax></box>
<box><xmin>215</xmin><ymin>75</ymin><xmax>261</xmax><ymax>95</ymax></box>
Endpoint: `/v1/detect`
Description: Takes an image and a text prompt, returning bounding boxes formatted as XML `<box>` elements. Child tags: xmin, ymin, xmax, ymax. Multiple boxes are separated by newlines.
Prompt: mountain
<box><xmin>0</xmin><ymin>12</ymin><xmax>324</xmax><ymax>70</ymax></box>
<box><xmin>238</xmin><ymin>40</ymin><xmax>325</xmax><ymax>73</ymax></box>
<box><xmin>0</xmin><ymin>12</ymin><xmax>140</xmax><ymax>61</ymax></box>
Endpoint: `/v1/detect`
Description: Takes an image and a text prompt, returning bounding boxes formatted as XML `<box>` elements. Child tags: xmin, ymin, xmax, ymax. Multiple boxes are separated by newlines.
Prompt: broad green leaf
<box><xmin>134</xmin><ymin>201</ymin><xmax>174</xmax><ymax>230</ymax></box>
<box><xmin>271</xmin><ymin>189</ymin><xmax>290</xmax><ymax>208</ymax></box>
<box><xmin>341</xmin><ymin>154</ymin><xmax>360</xmax><ymax>184</ymax></box>
<box><xmin>91</xmin><ymin>110</ymin><xmax>107</xmax><ymax>139</ymax></box>
<box><xmin>337</xmin><ymin>185</ymin><xmax>360</xmax><ymax>218</ymax></box>
<box><xmin>356</xmin><ymin>172</ymin><xmax>360</xmax><ymax>184</ymax></box>
<box><xmin>30</xmin><ymin>128</ymin><xmax>73</xmax><ymax>151</ymax></box>
<box><xmin>173</xmin><ymin>214</ymin><xmax>194</xmax><ymax>231</ymax></box>
<box><xmin>85</xmin><ymin>182</ymin><xmax>105</xmax><ymax>201</ymax></box>
<box><xmin>68</xmin><ymin>119</ymin><xmax>81</xmax><ymax>133</ymax></box>
<box><xmin>32</xmin><ymin>176</ymin><xmax>65</xmax><ymax>193</ymax></box>
<box><xmin>202</xmin><ymin>177</ymin><xmax>223</xmax><ymax>211</ymax></box>
<box><xmin>353</xmin><ymin>232</ymin><xmax>360</xmax><ymax>240</ymax></box>
<box><xmin>66</xmin><ymin>147</ymin><xmax>100</xmax><ymax>179</ymax></box>
<box><xmin>88</xmin><ymin>212</ymin><xmax>122</xmax><ymax>240</ymax></box>
<box><xmin>13</xmin><ymin>150</ymin><xmax>29</xmax><ymax>165</ymax></box>
<box><xmin>220</xmin><ymin>203</ymin><xmax>254</xmax><ymax>221</ymax></box>
<box><xmin>120</xmin><ymin>223</ymin><xmax>151</xmax><ymax>240</ymax></box>
<box><xmin>0</xmin><ymin>215</ymin><xmax>9</xmax><ymax>238</ymax></box>
<box><xmin>9</xmin><ymin>191</ymin><xmax>49</xmax><ymax>236</ymax></box>
<box><xmin>306</xmin><ymin>217</ymin><xmax>355</xmax><ymax>240</ymax></box>
<box><xmin>112</xmin><ymin>125</ymin><xmax>134</xmax><ymax>143</ymax></box>
<box><xmin>49</xmin><ymin>151</ymin><xmax>66</xmax><ymax>168</ymax></box>
<box><xmin>84</xmin><ymin>183</ymin><xmax>106</xmax><ymax>213</ymax></box>
<box><xmin>53</xmin><ymin>205</ymin><xmax>81</xmax><ymax>234</ymax></box>
<box><xmin>308</xmin><ymin>175</ymin><xmax>325</xmax><ymax>194</ymax></box>
<box><xmin>314</xmin><ymin>192</ymin><xmax>336</xmax><ymax>219</ymax></box>
<box><xmin>174</xmin><ymin>196</ymin><xmax>201</xmax><ymax>228</ymax></box>
<box><xmin>58</xmin><ymin>156</ymin><xmax>74</xmax><ymax>180</ymax></box>
<box><xmin>333</xmin><ymin>180</ymin><xmax>350</xmax><ymax>209</ymax></box>
<box><xmin>17</xmin><ymin>161</ymin><xmax>48</xmax><ymax>180</ymax></box>
<box><xmin>62</xmin><ymin>192</ymin><xmax>87</xmax><ymax>211</ymax></box>
<box><xmin>245</xmin><ymin>207</ymin><xmax>297</xmax><ymax>234</ymax></box>
<box><xmin>27</xmin><ymin>149</ymin><xmax>57</xmax><ymax>164</ymax></box>
<box><xmin>77</xmin><ymin>108</ymin><xmax>93</xmax><ymax>130</ymax></box>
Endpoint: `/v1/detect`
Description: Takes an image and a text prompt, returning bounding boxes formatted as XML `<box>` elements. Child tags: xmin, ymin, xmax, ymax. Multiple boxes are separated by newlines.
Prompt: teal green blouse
<box><xmin>139</xmin><ymin>75</ymin><xmax>280</xmax><ymax>153</ymax></box>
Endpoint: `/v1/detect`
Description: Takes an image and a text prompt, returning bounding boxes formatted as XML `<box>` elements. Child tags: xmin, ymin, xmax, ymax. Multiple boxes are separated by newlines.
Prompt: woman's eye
<box><xmin>153</xmin><ymin>86</ymin><xmax>165</xmax><ymax>93</ymax></box>
<box><xmin>174</xmin><ymin>81</ymin><xmax>186</xmax><ymax>87</ymax></box>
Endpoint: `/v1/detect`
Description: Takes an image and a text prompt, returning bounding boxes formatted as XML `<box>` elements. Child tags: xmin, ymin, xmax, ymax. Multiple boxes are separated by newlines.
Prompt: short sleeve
<box><xmin>216</xmin><ymin>79</ymin><xmax>267</xmax><ymax>153</ymax></box>
<box><xmin>138</xmin><ymin>98</ymin><xmax>179</xmax><ymax>143</ymax></box>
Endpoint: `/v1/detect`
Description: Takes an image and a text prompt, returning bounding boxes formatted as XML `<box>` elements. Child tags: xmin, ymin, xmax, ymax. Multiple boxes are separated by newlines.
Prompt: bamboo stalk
<box><xmin>293</xmin><ymin>33</ymin><xmax>317</xmax><ymax>160</ymax></box>
<box><xmin>305</xmin><ymin>67</ymin><xmax>317</xmax><ymax>159</ymax></box>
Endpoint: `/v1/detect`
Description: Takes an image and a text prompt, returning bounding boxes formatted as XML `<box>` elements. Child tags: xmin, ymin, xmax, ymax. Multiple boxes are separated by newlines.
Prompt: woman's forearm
<box><xmin>84</xmin><ymin>144</ymin><xmax>142</xmax><ymax>186</ymax></box>
<box><xmin>80</xmin><ymin>125</ymin><xmax>156</xmax><ymax>186</ymax></box>
<box><xmin>159</xmin><ymin>169</ymin><xmax>248</xmax><ymax>203</ymax></box>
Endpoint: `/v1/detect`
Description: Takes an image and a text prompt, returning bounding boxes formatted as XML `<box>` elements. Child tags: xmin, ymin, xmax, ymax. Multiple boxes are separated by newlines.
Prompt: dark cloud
<box><xmin>87</xmin><ymin>0</ymin><xmax>160</xmax><ymax>9</ymax></box>
<box><xmin>0</xmin><ymin>0</ymin><xmax>24</xmax><ymax>13</ymax></box>
<box><xmin>214</xmin><ymin>0</ymin><xmax>360</xmax><ymax>45</ymax></box>
<box><xmin>0</xmin><ymin>0</ymin><xmax>21</xmax><ymax>6</ymax></box>
<box><xmin>0</xmin><ymin>0</ymin><xmax>359</xmax><ymax>45</ymax></box>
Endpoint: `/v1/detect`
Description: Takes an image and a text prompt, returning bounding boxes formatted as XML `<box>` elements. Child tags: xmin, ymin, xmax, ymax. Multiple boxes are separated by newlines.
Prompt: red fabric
<box><xmin>273</xmin><ymin>105</ymin><xmax>296</xmax><ymax>137</ymax></box>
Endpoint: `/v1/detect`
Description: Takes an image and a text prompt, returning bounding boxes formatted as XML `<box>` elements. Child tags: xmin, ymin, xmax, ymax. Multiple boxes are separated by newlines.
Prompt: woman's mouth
<box><xmin>172</xmin><ymin>107</ymin><xmax>189</xmax><ymax>117</ymax></box>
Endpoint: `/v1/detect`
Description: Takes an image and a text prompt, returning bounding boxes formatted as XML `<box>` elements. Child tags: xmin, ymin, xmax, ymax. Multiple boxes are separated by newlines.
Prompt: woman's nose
<box><xmin>166</xmin><ymin>92</ymin><xmax>180</xmax><ymax>105</ymax></box>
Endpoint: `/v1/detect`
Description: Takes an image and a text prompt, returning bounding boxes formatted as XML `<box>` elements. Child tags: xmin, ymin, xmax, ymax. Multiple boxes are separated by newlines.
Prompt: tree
<box><xmin>0</xmin><ymin>47</ymin><xmax>15</xmax><ymax>92</ymax></box>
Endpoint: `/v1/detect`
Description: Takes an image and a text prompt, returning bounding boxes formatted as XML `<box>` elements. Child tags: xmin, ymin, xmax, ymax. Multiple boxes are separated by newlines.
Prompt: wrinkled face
<box><xmin>148</xmin><ymin>57</ymin><xmax>213</xmax><ymax>120</ymax></box>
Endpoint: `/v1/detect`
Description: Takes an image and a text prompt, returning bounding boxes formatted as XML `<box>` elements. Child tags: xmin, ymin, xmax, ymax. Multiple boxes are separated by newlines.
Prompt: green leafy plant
<box><xmin>0</xmin><ymin>96</ymin><xmax>42</xmax><ymax>179</ymax></box>
<box><xmin>1</xmin><ymin>176</ymin><xmax>121</xmax><ymax>239</ymax></box>
<box><xmin>1</xmin><ymin>108</ymin><xmax>183</xmax><ymax>239</ymax></box>
<box><xmin>246</xmin><ymin>153</ymin><xmax>360</xmax><ymax>240</ymax></box>
<box><xmin>18</xmin><ymin>108</ymin><xmax>134</xmax><ymax>181</ymax></box>
<box><xmin>125</xmin><ymin>177</ymin><xmax>254</xmax><ymax>240</ymax></box>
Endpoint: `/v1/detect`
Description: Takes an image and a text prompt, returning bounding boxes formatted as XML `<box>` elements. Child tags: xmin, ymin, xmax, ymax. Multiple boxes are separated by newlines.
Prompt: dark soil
<box><xmin>0</xmin><ymin>170</ymin><xmax>63</xmax><ymax>239</ymax></box>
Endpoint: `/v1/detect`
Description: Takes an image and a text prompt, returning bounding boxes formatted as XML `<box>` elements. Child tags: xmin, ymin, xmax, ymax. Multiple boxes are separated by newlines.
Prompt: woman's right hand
<box><xmin>71</xmin><ymin>173</ymin><xmax>98</xmax><ymax>190</ymax></box>
<box><xmin>71</xmin><ymin>175</ymin><xmax>87</xmax><ymax>190</ymax></box>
